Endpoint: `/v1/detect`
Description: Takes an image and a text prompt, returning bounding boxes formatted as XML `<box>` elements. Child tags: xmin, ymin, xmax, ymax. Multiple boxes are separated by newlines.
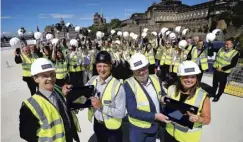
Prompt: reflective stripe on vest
<box><xmin>88</xmin><ymin>76</ymin><xmax>122</xmax><ymax>130</ymax></box>
<box><xmin>160</xmin><ymin>47</ymin><xmax>173</xmax><ymax>65</ymax></box>
<box><xmin>191</xmin><ymin>47</ymin><xmax>208</xmax><ymax>71</ymax></box>
<box><xmin>125</xmin><ymin>75</ymin><xmax>161</xmax><ymax>128</ymax></box>
<box><xmin>21</xmin><ymin>54</ymin><xmax>37</xmax><ymax>77</ymax></box>
<box><xmin>213</xmin><ymin>48</ymin><xmax>238</xmax><ymax>73</ymax></box>
<box><xmin>145</xmin><ymin>50</ymin><xmax>155</xmax><ymax>65</ymax></box>
<box><xmin>24</xmin><ymin>95</ymin><xmax>66</xmax><ymax>142</ymax></box>
<box><xmin>166</xmin><ymin>85</ymin><xmax>207</xmax><ymax>142</ymax></box>
<box><xmin>55</xmin><ymin>61</ymin><xmax>68</xmax><ymax>79</ymax></box>
<box><xmin>68</xmin><ymin>55</ymin><xmax>81</xmax><ymax>72</ymax></box>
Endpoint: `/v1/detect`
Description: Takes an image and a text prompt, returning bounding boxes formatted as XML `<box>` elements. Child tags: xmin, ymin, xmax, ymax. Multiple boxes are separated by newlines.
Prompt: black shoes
<box><xmin>212</xmin><ymin>97</ymin><xmax>219</xmax><ymax>102</ymax></box>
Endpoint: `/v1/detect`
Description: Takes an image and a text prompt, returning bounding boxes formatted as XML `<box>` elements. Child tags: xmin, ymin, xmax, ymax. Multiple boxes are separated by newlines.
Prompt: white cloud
<box><xmin>38</xmin><ymin>14</ymin><xmax>74</xmax><ymax>19</ymax></box>
<box><xmin>0</xmin><ymin>16</ymin><xmax>12</xmax><ymax>19</ymax></box>
<box><xmin>80</xmin><ymin>17</ymin><xmax>93</xmax><ymax>20</ymax></box>
<box><xmin>50</xmin><ymin>14</ymin><xmax>74</xmax><ymax>19</ymax></box>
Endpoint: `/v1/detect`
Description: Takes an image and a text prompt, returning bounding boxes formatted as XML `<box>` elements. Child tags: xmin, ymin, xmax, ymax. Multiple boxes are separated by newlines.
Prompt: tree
<box><xmin>109</xmin><ymin>19</ymin><xmax>122</xmax><ymax>29</ymax></box>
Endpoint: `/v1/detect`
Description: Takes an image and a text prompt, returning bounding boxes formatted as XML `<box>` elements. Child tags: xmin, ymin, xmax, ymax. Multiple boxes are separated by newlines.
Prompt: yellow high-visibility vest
<box><xmin>55</xmin><ymin>60</ymin><xmax>68</xmax><ymax>79</ymax></box>
<box><xmin>160</xmin><ymin>47</ymin><xmax>173</xmax><ymax>65</ymax></box>
<box><xmin>213</xmin><ymin>47</ymin><xmax>238</xmax><ymax>73</ymax></box>
<box><xmin>171</xmin><ymin>51</ymin><xmax>184</xmax><ymax>73</ymax></box>
<box><xmin>24</xmin><ymin>86</ymin><xmax>81</xmax><ymax>142</ymax></box>
<box><xmin>166</xmin><ymin>85</ymin><xmax>207</xmax><ymax>142</ymax></box>
<box><xmin>21</xmin><ymin>54</ymin><xmax>38</xmax><ymax>77</ymax></box>
<box><xmin>88</xmin><ymin>76</ymin><xmax>122</xmax><ymax>130</ymax></box>
<box><xmin>145</xmin><ymin>49</ymin><xmax>155</xmax><ymax>65</ymax></box>
<box><xmin>155</xmin><ymin>46</ymin><xmax>163</xmax><ymax>60</ymax></box>
<box><xmin>68</xmin><ymin>55</ymin><xmax>81</xmax><ymax>72</ymax></box>
<box><xmin>125</xmin><ymin>75</ymin><xmax>161</xmax><ymax>128</ymax></box>
<box><xmin>184</xmin><ymin>45</ymin><xmax>192</xmax><ymax>57</ymax></box>
<box><xmin>191</xmin><ymin>47</ymin><xmax>208</xmax><ymax>71</ymax></box>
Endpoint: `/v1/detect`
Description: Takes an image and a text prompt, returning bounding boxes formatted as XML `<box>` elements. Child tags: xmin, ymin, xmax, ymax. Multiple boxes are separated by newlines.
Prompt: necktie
<box><xmin>53</xmin><ymin>92</ymin><xmax>72</xmax><ymax>136</ymax></box>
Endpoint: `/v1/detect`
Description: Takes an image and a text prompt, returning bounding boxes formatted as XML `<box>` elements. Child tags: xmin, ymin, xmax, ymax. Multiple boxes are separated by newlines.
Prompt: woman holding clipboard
<box><xmin>161</xmin><ymin>61</ymin><xmax>211</xmax><ymax>142</ymax></box>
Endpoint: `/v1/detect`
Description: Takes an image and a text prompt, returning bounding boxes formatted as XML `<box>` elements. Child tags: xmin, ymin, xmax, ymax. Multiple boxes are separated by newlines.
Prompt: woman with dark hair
<box><xmin>43</xmin><ymin>46</ymin><xmax>52</xmax><ymax>60</ymax></box>
<box><xmin>52</xmin><ymin>47</ymin><xmax>68</xmax><ymax>87</ymax></box>
<box><xmin>161</xmin><ymin>61</ymin><xmax>211</xmax><ymax>142</ymax></box>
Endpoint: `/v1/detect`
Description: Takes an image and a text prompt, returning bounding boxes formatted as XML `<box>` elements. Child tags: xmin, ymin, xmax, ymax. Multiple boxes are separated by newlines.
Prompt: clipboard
<box><xmin>164</xmin><ymin>97</ymin><xmax>199</xmax><ymax>129</ymax></box>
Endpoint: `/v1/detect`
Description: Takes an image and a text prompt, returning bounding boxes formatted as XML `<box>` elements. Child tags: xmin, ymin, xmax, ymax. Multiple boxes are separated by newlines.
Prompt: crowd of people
<box><xmin>14</xmin><ymin>29</ymin><xmax>240</xmax><ymax>142</ymax></box>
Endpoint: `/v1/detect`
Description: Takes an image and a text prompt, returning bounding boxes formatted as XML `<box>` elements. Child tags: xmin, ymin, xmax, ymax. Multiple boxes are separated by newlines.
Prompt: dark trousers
<box><xmin>69</xmin><ymin>71</ymin><xmax>83</xmax><ymax>86</ymax></box>
<box><xmin>94</xmin><ymin>118</ymin><xmax>123</xmax><ymax>142</ymax></box>
<box><xmin>129</xmin><ymin>128</ymin><xmax>157</xmax><ymax>142</ymax></box>
<box><xmin>164</xmin><ymin>130</ymin><xmax>179</xmax><ymax>142</ymax></box>
<box><xmin>149</xmin><ymin>64</ymin><xmax>155</xmax><ymax>74</ymax></box>
<box><xmin>212</xmin><ymin>70</ymin><xmax>229</xmax><ymax>99</ymax></box>
<box><xmin>160</xmin><ymin>65</ymin><xmax>170</xmax><ymax>81</ymax></box>
<box><xmin>23</xmin><ymin>77</ymin><xmax>37</xmax><ymax>96</ymax></box>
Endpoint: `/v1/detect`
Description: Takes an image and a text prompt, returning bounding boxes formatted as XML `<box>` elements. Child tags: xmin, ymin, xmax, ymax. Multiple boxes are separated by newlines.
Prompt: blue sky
<box><xmin>1</xmin><ymin>0</ymin><xmax>208</xmax><ymax>35</ymax></box>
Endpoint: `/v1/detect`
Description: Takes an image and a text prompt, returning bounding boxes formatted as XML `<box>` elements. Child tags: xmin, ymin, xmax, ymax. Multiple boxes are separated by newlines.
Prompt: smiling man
<box><xmin>124</xmin><ymin>53</ymin><xmax>170</xmax><ymax>142</ymax></box>
<box><xmin>86</xmin><ymin>51</ymin><xmax>126</xmax><ymax>142</ymax></box>
<box><xmin>19</xmin><ymin>58</ymin><xmax>80</xmax><ymax>142</ymax></box>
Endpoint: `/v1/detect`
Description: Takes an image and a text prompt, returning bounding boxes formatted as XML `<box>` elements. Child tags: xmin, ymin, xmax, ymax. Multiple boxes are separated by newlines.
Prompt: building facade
<box><xmin>121</xmin><ymin>0</ymin><xmax>238</xmax><ymax>33</ymax></box>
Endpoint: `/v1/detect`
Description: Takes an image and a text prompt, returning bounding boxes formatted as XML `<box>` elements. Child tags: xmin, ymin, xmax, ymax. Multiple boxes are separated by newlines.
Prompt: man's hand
<box><xmin>217</xmin><ymin>67</ymin><xmax>222</xmax><ymax>72</ymax></box>
<box><xmin>62</xmin><ymin>84</ymin><xmax>72</xmax><ymax>96</ymax></box>
<box><xmin>155</xmin><ymin>113</ymin><xmax>171</xmax><ymax>123</ymax></box>
<box><xmin>90</xmin><ymin>96</ymin><xmax>102</xmax><ymax>109</ymax></box>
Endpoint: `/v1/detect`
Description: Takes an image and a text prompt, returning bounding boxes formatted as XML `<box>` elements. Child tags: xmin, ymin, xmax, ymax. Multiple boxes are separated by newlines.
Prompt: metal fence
<box><xmin>224</xmin><ymin>64</ymin><xmax>243</xmax><ymax>97</ymax></box>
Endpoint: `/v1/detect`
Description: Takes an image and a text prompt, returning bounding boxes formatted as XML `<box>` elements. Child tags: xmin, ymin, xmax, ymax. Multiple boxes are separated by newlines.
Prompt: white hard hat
<box><xmin>70</xmin><ymin>39</ymin><xmax>78</xmax><ymax>47</ymax></box>
<box><xmin>130</xmin><ymin>32</ymin><xmax>134</xmax><ymax>37</ymax></box>
<box><xmin>88</xmin><ymin>29</ymin><xmax>91</xmax><ymax>33</ymax></box>
<box><xmin>151</xmin><ymin>32</ymin><xmax>157</xmax><ymax>36</ymax></box>
<box><xmin>117</xmin><ymin>31</ymin><xmax>122</xmax><ymax>36</ymax></box>
<box><xmin>9</xmin><ymin>37</ymin><xmax>21</xmax><ymax>48</ymax></box>
<box><xmin>178</xmin><ymin>40</ymin><xmax>188</xmax><ymax>49</ymax></box>
<box><xmin>182</xmin><ymin>29</ymin><xmax>189</xmax><ymax>36</ymax></box>
<box><xmin>31</xmin><ymin>58</ymin><xmax>55</xmax><ymax>76</ymax></box>
<box><xmin>177</xmin><ymin>61</ymin><xmax>201</xmax><ymax>76</ymax></box>
<box><xmin>129</xmin><ymin>53</ymin><xmax>149</xmax><ymax>71</ymax></box>
<box><xmin>212</xmin><ymin>29</ymin><xmax>222</xmax><ymax>35</ymax></box>
<box><xmin>18</xmin><ymin>29</ymin><xmax>24</xmax><ymax>36</ymax></box>
<box><xmin>161</xmin><ymin>27</ymin><xmax>169</xmax><ymax>35</ymax></box>
<box><xmin>46</xmin><ymin>33</ymin><xmax>53</xmax><ymax>41</ymax></box>
<box><xmin>115</xmin><ymin>40</ymin><xmax>121</xmax><ymax>45</ymax></box>
<box><xmin>75</xmin><ymin>26</ymin><xmax>81</xmax><ymax>32</ymax></box>
<box><xmin>123</xmin><ymin>31</ymin><xmax>129</xmax><ymax>37</ymax></box>
<box><xmin>133</xmin><ymin>34</ymin><xmax>138</xmax><ymax>40</ymax></box>
<box><xmin>142</xmin><ymin>32</ymin><xmax>147</xmax><ymax>38</ymax></box>
<box><xmin>206</xmin><ymin>33</ymin><xmax>216</xmax><ymax>42</ymax></box>
<box><xmin>111</xmin><ymin>29</ymin><xmax>116</xmax><ymax>35</ymax></box>
<box><xmin>175</xmin><ymin>26</ymin><xmax>181</xmax><ymax>33</ymax></box>
<box><xmin>65</xmin><ymin>23</ymin><xmax>72</xmax><ymax>28</ymax></box>
<box><xmin>51</xmin><ymin>38</ymin><xmax>59</xmax><ymax>46</ymax></box>
<box><xmin>169</xmin><ymin>32</ymin><xmax>176</xmax><ymax>39</ymax></box>
<box><xmin>34</xmin><ymin>32</ymin><xmax>43</xmax><ymax>40</ymax></box>
<box><xmin>165</xmin><ymin>31</ymin><xmax>172</xmax><ymax>36</ymax></box>
<box><xmin>143</xmin><ymin>28</ymin><xmax>149</xmax><ymax>33</ymax></box>
<box><xmin>96</xmin><ymin>31</ymin><xmax>103</xmax><ymax>39</ymax></box>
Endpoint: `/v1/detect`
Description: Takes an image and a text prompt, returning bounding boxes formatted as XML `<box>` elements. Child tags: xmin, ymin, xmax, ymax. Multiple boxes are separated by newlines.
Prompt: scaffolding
<box><xmin>224</xmin><ymin>63</ymin><xmax>243</xmax><ymax>97</ymax></box>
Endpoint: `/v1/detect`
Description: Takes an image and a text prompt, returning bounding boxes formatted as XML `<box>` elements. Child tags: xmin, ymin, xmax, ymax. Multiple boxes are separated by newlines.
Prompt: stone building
<box><xmin>121</xmin><ymin>0</ymin><xmax>239</xmax><ymax>33</ymax></box>
<box><xmin>93</xmin><ymin>12</ymin><xmax>106</xmax><ymax>27</ymax></box>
